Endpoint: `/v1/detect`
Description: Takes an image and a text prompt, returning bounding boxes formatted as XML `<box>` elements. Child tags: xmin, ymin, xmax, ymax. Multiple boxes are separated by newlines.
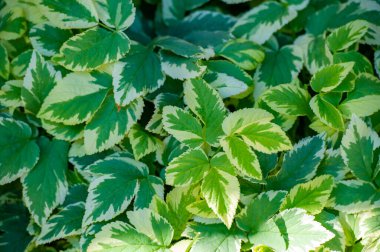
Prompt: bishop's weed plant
<box><xmin>0</xmin><ymin>0</ymin><xmax>380</xmax><ymax>251</ymax></box>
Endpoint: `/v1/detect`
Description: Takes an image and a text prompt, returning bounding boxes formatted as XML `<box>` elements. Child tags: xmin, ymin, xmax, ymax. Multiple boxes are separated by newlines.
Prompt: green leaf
<box><xmin>375</xmin><ymin>50</ymin><xmax>380</xmax><ymax>78</ymax></box>
<box><xmin>0</xmin><ymin>7</ymin><xmax>27</xmax><ymax>40</ymax></box>
<box><xmin>29</xmin><ymin>24</ymin><xmax>73</xmax><ymax>57</ymax></box>
<box><xmin>254</xmin><ymin>45</ymin><xmax>303</xmax><ymax>98</ymax></box>
<box><xmin>41</xmin><ymin>120</ymin><xmax>84</xmax><ymax>142</ymax></box>
<box><xmin>184</xmin><ymin>78</ymin><xmax>226</xmax><ymax>146</ymax></box>
<box><xmin>52</xmin><ymin>27</ymin><xmax>130</xmax><ymax>71</ymax></box>
<box><xmin>261</xmin><ymin>84</ymin><xmax>311</xmax><ymax>117</ymax></box>
<box><xmin>87</xmin><ymin>221</ymin><xmax>163</xmax><ymax>251</ymax></box>
<box><xmin>187</xmin><ymin>199</ymin><xmax>217</xmax><ymax>219</ymax></box>
<box><xmin>236</xmin><ymin>191</ymin><xmax>287</xmax><ymax>233</ymax></box>
<box><xmin>10</xmin><ymin>49</ymin><xmax>32</xmax><ymax>78</ymax></box>
<box><xmin>38</xmin><ymin>71</ymin><xmax>111</xmax><ymax>125</ymax></box>
<box><xmin>341</xmin><ymin>115</ymin><xmax>380</xmax><ymax>182</ymax></box>
<box><xmin>204</xmin><ymin>60</ymin><xmax>252</xmax><ymax>99</ymax></box>
<box><xmin>0</xmin><ymin>80</ymin><xmax>23</xmax><ymax>107</ymax></box>
<box><xmin>165</xmin><ymin>149</ymin><xmax>209</xmax><ymax>187</ymax></box>
<box><xmin>280</xmin><ymin>175</ymin><xmax>334</xmax><ymax>215</ymax></box>
<box><xmin>215</xmin><ymin>38</ymin><xmax>265</xmax><ymax>70</ymax></box>
<box><xmin>129</xmin><ymin>124</ymin><xmax>162</xmax><ymax>160</ymax></box>
<box><xmin>84</xmin><ymin>96</ymin><xmax>143</xmax><ymax>154</ymax></box>
<box><xmin>112</xmin><ymin>44</ymin><xmax>165</xmax><ymax>106</ymax></box>
<box><xmin>265</xmin><ymin>208</ymin><xmax>334</xmax><ymax>251</ymax></box>
<box><xmin>310</xmin><ymin>94</ymin><xmax>345</xmax><ymax>131</ymax></box>
<box><xmin>162</xmin><ymin>0</ymin><xmax>210</xmax><ymax>25</ymax></box>
<box><xmin>22</xmin><ymin>51</ymin><xmax>61</xmax><ymax>115</ymax></box>
<box><xmin>160</xmin><ymin>51</ymin><xmax>206</xmax><ymax>80</ymax></box>
<box><xmin>300</xmin><ymin>34</ymin><xmax>333</xmax><ymax>74</ymax></box>
<box><xmin>190</xmin><ymin>224</ymin><xmax>242</xmax><ymax>252</ymax></box>
<box><xmin>134</xmin><ymin>175</ymin><xmax>164</xmax><ymax>210</ymax></box>
<box><xmin>333</xmin><ymin>51</ymin><xmax>373</xmax><ymax>76</ymax></box>
<box><xmin>93</xmin><ymin>0</ymin><xmax>135</xmax><ymax>31</ymax></box>
<box><xmin>202</xmin><ymin>153</ymin><xmax>239</xmax><ymax>228</ymax></box>
<box><xmin>327</xmin><ymin>20</ymin><xmax>368</xmax><ymax>52</ymax></box>
<box><xmin>310</xmin><ymin>62</ymin><xmax>354</xmax><ymax>93</ymax></box>
<box><xmin>331</xmin><ymin>180</ymin><xmax>380</xmax><ymax>213</ymax></box>
<box><xmin>339</xmin><ymin>73</ymin><xmax>380</xmax><ymax>117</ymax></box>
<box><xmin>40</xmin><ymin>0</ymin><xmax>98</xmax><ymax>29</ymax></box>
<box><xmin>0</xmin><ymin>44</ymin><xmax>9</xmax><ymax>79</ymax></box>
<box><xmin>0</xmin><ymin>117</ymin><xmax>39</xmax><ymax>185</ymax></box>
<box><xmin>162</xmin><ymin>106</ymin><xmax>204</xmax><ymax>148</ymax></box>
<box><xmin>82</xmin><ymin>156</ymin><xmax>148</xmax><ymax>226</ymax></box>
<box><xmin>22</xmin><ymin>137</ymin><xmax>69</xmax><ymax>226</ymax></box>
<box><xmin>37</xmin><ymin>202</ymin><xmax>85</xmax><ymax>244</ymax></box>
<box><xmin>154</xmin><ymin>36</ymin><xmax>204</xmax><ymax>58</ymax></box>
<box><xmin>267</xmin><ymin>134</ymin><xmax>325</xmax><ymax>190</ymax></box>
<box><xmin>127</xmin><ymin>209</ymin><xmax>174</xmax><ymax>246</ymax></box>
<box><xmin>220</xmin><ymin>135</ymin><xmax>261</xmax><ymax>179</ymax></box>
<box><xmin>232</xmin><ymin>1</ymin><xmax>297</xmax><ymax>44</ymax></box>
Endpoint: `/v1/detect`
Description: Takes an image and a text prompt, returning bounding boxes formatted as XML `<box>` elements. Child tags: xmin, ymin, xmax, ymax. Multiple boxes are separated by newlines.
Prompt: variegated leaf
<box><xmin>0</xmin><ymin>7</ymin><xmax>27</xmax><ymax>40</ymax></box>
<box><xmin>10</xmin><ymin>49</ymin><xmax>32</xmax><ymax>78</ymax></box>
<box><xmin>93</xmin><ymin>0</ymin><xmax>135</xmax><ymax>31</ymax></box>
<box><xmin>0</xmin><ymin>44</ymin><xmax>9</xmax><ymax>79</ymax></box>
<box><xmin>41</xmin><ymin>120</ymin><xmax>84</xmax><ymax>142</ymax></box>
<box><xmin>154</xmin><ymin>36</ymin><xmax>204</xmax><ymax>58</ymax></box>
<box><xmin>129</xmin><ymin>124</ymin><xmax>162</xmax><ymax>160</ymax></box>
<box><xmin>327</xmin><ymin>20</ymin><xmax>368</xmax><ymax>52</ymax></box>
<box><xmin>310</xmin><ymin>94</ymin><xmax>345</xmax><ymax>131</ymax></box>
<box><xmin>0</xmin><ymin>80</ymin><xmax>23</xmax><ymax>107</ymax></box>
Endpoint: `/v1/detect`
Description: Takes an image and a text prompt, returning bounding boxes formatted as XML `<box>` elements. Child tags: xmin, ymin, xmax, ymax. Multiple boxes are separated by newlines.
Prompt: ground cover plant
<box><xmin>0</xmin><ymin>0</ymin><xmax>380</xmax><ymax>251</ymax></box>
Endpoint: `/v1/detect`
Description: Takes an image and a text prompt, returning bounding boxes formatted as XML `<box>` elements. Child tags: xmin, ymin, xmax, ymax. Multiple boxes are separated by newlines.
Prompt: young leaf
<box><xmin>22</xmin><ymin>137</ymin><xmax>69</xmax><ymax>226</ymax></box>
<box><xmin>37</xmin><ymin>202</ymin><xmax>85</xmax><ymax>244</ymax></box>
<box><xmin>327</xmin><ymin>20</ymin><xmax>368</xmax><ymax>52</ymax></box>
<box><xmin>341</xmin><ymin>115</ymin><xmax>380</xmax><ymax>182</ymax></box>
<box><xmin>22</xmin><ymin>51</ymin><xmax>61</xmax><ymax>115</ymax></box>
<box><xmin>280</xmin><ymin>175</ymin><xmax>334</xmax><ymax>215</ymax></box>
<box><xmin>184</xmin><ymin>78</ymin><xmax>226</xmax><ymax>146</ymax></box>
<box><xmin>310</xmin><ymin>62</ymin><xmax>354</xmax><ymax>93</ymax></box>
<box><xmin>310</xmin><ymin>94</ymin><xmax>345</xmax><ymax>131</ymax></box>
<box><xmin>0</xmin><ymin>117</ymin><xmax>39</xmax><ymax>185</ymax></box>
<box><xmin>112</xmin><ymin>44</ymin><xmax>165</xmax><ymax>106</ymax></box>
<box><xmin>93</xmin><ymin>0</ymin><xmax>135</xmax><ymax>31</ymax></box>
<box><xmin>52</xmin><ymin>27</ymin><xmax>130</xmax><ymax>71</ymax></box>
<box><xmin>40</xmin><ymin>0</ymin><xmax>98</xmax><ymax>29</ymax></box>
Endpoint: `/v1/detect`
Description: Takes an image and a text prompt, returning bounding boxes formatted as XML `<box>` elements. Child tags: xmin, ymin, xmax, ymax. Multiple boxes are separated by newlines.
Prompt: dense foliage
<box><xmin>1</xmin><ymin>0</ymin><xmax>380</xmax><ymax>251</ymax></box>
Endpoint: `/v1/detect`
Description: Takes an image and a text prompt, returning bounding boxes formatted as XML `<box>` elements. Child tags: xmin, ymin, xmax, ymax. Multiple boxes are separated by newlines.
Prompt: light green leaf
<box><xmin>93</xmin><ymin>0</ymin><xmax>135</xmax><ymax>31</ymax></box>
<box><xmin>22</xmin><ymin>51</ymin><xmax>61</xmax><ymax>115</ymax></box>
<box><xmin>52</xmin><ymin>27</ymin><xmax>130</xmax><ymax>71</ymax></box>
<box><xmin>204</xmin><ymin>60</ymin><xmax>252</xmax><ymax>99</ymax></box>
<box><xmin>254</xmin><ymin>45</ymin><xmax>303</xmax><ymax>98</ymax></box>
<box><xmin>37</xmin><ymin>202</ymin><xmax>85</xmax><ymax>244</ymax></box>
<box><xmin>87</xmin><ymin>221</ymin><xmax>163</xmax><ymax>252</ymax></box>
<box><xmin>0</xmin><ymin>44</ymin><xmax>9</xmax><ymax>79</ymax></box>
<box><xmin>0</xmin><ymin>117</ymin><xmax>39</xmax><ymax>185</ymax></box>
<box><xmin>0</xmin><ymin>80</ymin><xmax>23</xmax><ymax>107</ymax></box>
<box><xmin>162</xmin><ymin>106</ymin><xmax>204</xmax><ymax>148</ymax></box>
<box><xmin>280</xmin><ymin>175</ymin><xmax>334</xmax><ymax>215</ymax></box>
<box><xmin>40</xmin><ymin>0</ymin><xmax>98</xmax><ymax>29</ymax></box>
<box><xmin>184</xmin><ymin>78</ymin><xmax>226</xmax><ymax>146</ymax></box>
<box><xmin>232</xmin><ymin>1</ymin><xmax>297</xmax><ymax>44</ymax></box>
<box><xmin>165</xmin><ymin>149</ymin><xmax>209</xmax><ymax>187</ymax></box>
<box><xmin>160</xmin><ymin>51</ymin><xmax>206</xmax><ymax>80</ymax></box>
<box><xmin>38</xmin><ymin>71</ymin><xmax>111</xmax><ymax>125</ymax></box>
<box><xmin>215</xmin><ymin>38</ymin><xmax>265</xmax><ymax>70</ymax></box>
<box><xmin>29</xmin><ymin>24</ymin><xmax>73</xmax><ymax>57</ymax></box>
<box><xmin>339</xmin><ymin>73</ymin><xmax>380</xmax><ymax>117</ymax></box>
<box><xmin>310</xmin><ymin>62</ymin><xmax>354</xmax><ymax>93</ymax></box>
<box><xmin>112</xmin><ymin>44</ymin><xmax>165</xmax><ymax>106</ymax></box>
<box><xmin>190</xmin><ymin>224</ymin><xmax>241</xmax><ymax>252</ymax></box>
<box><xmin>187</xmin><ymin>200</ymin><xmax>217</xmax><ymax>219</ymax></box>
<box><xmin>267</xmin><ymin>134</ymin><xmax>325</xmax><ymax>190</ymax></box>
<box><xmin>82</xmin><ymin>156</ymin><xmax>148</xmax><ymax>226</ymax></box>
<box><xmin>202</xmin><ymin>153</ymin><xmax>239</xmax><ymax>228</ymax></box>
<box><xmin>22</xmin><ymin>137</ymin><xmax>69</xmax><ymax>226</ymax></box>
<box><xmin>236</xmin><ymin>191</ymin><xmax>287</xmax><ymax>233</ymax></box>
<box><xmin>331</xmin><ymin>180</ymin><xmax>380</xmax><ymax>213</ymax></box>
<box><xmin>261</xmin><ymin>84</ymin><xmax>311</xmax><ymax>117</ymax></box>
<box><xmin>154</xmin><ymin>36</ymin><xmax>204</xmax><ymax>58</ymax></box>
<box><xmin>0</xmin><ymin>7</ymin><xmax>27</xmax><ymax>40</ymax></box>
<box><xmin>127</xmin><ymin>209</ymin><xmax>174</xmax><ymax>246</ymax></box>
<box><xmin>341</xmin><ymin>115</ymin><xmax>380</xmax><ymax>182</ymax></box>
<box><xmin>310</xmin><ymin>94</ymin><xmax>345</xmax><ymax>131</ymax></box>
<box><xmin>84</xmin><ymin>96</ymin><xmax>143</xmax><ymax>155</ymax></box>
<box><xmin>220</xmin><ymin>135</ymin><xmax>261</xmax><ymax>180</ymax></box>
<box><xmin>327</xmin><ymin>20</ymin><xmax>368</xmax><ymax>52</ymax></box>
<box><xmin>222</xmin><ymin>108</ymin><xmax>274</xmax><ymax>136</ymax></box>
<box><xmin>129</xmin><ymin>124</ymin><xmax>162</xmax><ymax>160</ymax></box>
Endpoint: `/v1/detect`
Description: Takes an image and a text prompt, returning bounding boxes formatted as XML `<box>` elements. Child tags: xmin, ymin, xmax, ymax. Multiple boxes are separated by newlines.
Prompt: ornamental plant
<box><xmin>1</xmin><ymin>0</ymin><xmax>380</xmax><ymax>251</ymax></box>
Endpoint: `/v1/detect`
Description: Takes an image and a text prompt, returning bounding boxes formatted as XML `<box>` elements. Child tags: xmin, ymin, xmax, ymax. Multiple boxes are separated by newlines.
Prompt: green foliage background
<box><xmin>0</xmin><ymin>0</ymin><xmax>380</xmax><ymax>251</ymax></box>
